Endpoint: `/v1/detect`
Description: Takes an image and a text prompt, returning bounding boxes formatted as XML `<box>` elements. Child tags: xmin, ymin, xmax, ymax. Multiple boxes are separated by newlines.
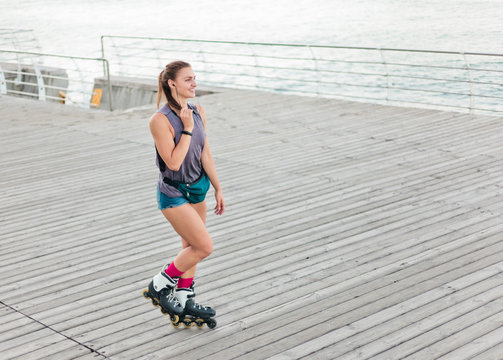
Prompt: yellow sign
<box><xmin>91</xmin><ymin>88</ymin><xmax>103</xmax><ymax>107</ymax></box>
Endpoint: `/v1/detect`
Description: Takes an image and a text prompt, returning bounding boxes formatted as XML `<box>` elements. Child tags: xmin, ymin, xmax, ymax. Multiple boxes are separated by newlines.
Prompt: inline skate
<box><xmin>142</xmin><ymin>266</ymin><xmax>184</xmax><ymax>326</ymax></box>
<box><xmin>173</xmin><ymin>282</ymin><xmax>217</xmax><ymax>329</ymax></box>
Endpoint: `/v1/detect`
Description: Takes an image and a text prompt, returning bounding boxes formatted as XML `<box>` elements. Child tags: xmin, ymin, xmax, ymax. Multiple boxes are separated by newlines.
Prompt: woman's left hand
<box><xmin>214</xmin><ymin>189</ymin><xmax>225</xmax><ymax>215</ymax></box>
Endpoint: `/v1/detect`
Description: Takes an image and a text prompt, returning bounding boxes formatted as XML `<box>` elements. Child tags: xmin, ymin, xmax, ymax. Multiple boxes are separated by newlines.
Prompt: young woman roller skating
<box><xmin>143</xmin><ymin>60</ymin><xmax>225</xmax><ymax>329</ymax></box>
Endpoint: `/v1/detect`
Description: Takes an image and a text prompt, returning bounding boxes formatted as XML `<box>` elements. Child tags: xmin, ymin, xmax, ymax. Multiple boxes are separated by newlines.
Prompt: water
<box><xmin>2</xmin><ymin>0</ymin><xmax>503</xmax><ymax>57</ymax></box>
<box><xmin>2</xmin><ymin>0</ymin><xmax>503</xmax><ymax>113</ymax></box>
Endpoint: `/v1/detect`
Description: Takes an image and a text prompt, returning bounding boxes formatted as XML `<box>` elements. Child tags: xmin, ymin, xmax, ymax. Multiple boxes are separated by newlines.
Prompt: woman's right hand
<box><xmin>180</xmin><ymin>108</ymin><xmax>194</xmax><ymax>132</ymax></box>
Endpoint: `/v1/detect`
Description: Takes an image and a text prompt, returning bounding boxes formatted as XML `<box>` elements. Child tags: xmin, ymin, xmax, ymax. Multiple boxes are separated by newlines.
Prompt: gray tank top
<box><xmin>156</xmin><ymin>103</ymin><xmax>206</xmax><ymax>197</ymax></box>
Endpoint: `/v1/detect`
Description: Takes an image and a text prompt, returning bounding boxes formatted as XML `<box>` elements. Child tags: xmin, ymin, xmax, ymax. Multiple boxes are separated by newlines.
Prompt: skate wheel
<box><xmin>170</xmin><ymin>314</ymin><xmax>179</xmax><ymax>323</ymax></box>
<box><xmin>183</xmin><ymin>319</ymin><xmax>193</xmax><ymax>328</ymax></box>
<box><xmin>207</xmin><ymin>318</ymin><xmax>217</xmax><ymax>329</ymax></box>
<box><xmin>171</xmin><ymin>319</ymin><xmax>181</xmax><ymax>328</ymax></box>
<box><xmin>195</xmin><ymin>318</ymin><xmax>205</xmax><ymax>328</ymax></box>
<box><xmin>142</xmin><ymin>290</ymin><xmax>150</xmax><ymax>299</ymax></box>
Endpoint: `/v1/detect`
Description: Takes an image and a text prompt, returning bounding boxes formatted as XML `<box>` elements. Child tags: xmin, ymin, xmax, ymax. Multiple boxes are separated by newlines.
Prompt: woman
<box><xmin>143</xmin><ymin>60</ymin><xmax>224</xmax><ymax>329</ymax></box>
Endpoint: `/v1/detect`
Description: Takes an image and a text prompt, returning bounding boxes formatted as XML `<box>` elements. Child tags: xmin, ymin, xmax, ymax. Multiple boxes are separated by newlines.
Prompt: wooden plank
<box><xmin>468</xmin><ymin>340</ymin><xmax>503</xmax><ymax>360</ymax></box>
<box><xmin>404</xmin><ymin>311</ymin><xmax>503</xmax><ymax>360</ymax></box>
<box><xmin>1</xmin><ymin>86</ymin><xmax>503</xmax><ymax>359</ymax></box>
<box><xmin>268</xmin><ymin>268</ymin><xmax>503</xmax><ymax>359</ymax></box>
<box><xmin>117</xmin><ymin>233</ymin><xmax>503</xmax><ymax>359</ymax></box>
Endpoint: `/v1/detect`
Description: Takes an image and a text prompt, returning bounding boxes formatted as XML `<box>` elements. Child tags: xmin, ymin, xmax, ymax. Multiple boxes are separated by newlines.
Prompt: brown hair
<box><xmin>157</xmin><ymin>60</ymin><xmax>192</xmax><ymax>110</ymax></box>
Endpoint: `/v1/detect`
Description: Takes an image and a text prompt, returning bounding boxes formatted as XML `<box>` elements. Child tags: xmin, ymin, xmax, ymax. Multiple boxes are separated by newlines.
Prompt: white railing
<box><xmin>101</xmin><ymin>35</ymin><xmax>503</xmax><ymax>115</ymax></box>
<box><xmin>0</xmin><ymin>49</ymin><xmax>113</xmax><ymax>110</ymax></box>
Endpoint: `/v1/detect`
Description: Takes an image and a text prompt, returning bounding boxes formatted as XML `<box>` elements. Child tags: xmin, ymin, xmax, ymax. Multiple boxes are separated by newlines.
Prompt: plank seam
<box><xmin>0</xmin><ymin>300</ymin><xmax>109</xmax><ymax>359</ymax></box>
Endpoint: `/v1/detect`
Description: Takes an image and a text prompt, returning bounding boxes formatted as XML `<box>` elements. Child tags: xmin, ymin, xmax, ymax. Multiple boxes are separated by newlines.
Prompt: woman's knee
<box><xmin>196</xmin><ymin>238</ymin><xmax>213</xmax><ymax>259</ymax></box>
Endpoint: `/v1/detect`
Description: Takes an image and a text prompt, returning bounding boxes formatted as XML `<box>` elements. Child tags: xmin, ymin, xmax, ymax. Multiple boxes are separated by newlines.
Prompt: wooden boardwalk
<box><xmin>1</xmin><ymin>88</ymin><xmax>503</xmax><ymax>360</ymax></box>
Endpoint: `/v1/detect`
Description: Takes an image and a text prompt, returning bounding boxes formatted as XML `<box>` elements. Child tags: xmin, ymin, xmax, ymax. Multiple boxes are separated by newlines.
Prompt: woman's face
<box><xmin>172</xmin><ymin>67</ymin><xmax>197</xmax><ymax>98</ymax></box>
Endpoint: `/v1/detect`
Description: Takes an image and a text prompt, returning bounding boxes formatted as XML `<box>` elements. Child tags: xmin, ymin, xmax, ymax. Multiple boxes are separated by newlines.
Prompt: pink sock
<box><xmin>177</xmin><ymin>277</ymin><xmax>194</xmax><ymax>289</ymax></box>
<box><xmin>165</xmin><ymin>262</ymin><xmax>184</xmax><ymax>278</ymax></box>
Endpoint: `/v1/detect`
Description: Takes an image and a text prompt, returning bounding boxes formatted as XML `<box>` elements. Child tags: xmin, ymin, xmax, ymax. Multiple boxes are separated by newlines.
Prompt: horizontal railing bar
<box><xmin>105</xmin><ymin>43</ymin><xmax>503</xmax><ymax>77</ymax></box>
<box><xmin>468</xmin><ymin>106</ymin><xmax>503</xmax><ymax>113</ymax></box>
<box><xmin>109</xmin><ymin>44</ymin><xmax>386</xmax><ymax>66</ymax></box>
<box><xmin>387</xmin><ymin>97</ymin><xmax>503</xmax><ymax>113</ymax></box>
<box><xmin>462</xmin><ymin>92</ymin><xmax>503</xmax><ymax>100</ymax></box>
<box><xmin>3</xmin><ymin>68</ymin><xmax>101</xmax><ymax>77</ymax></box>
<box><xmin>197</xmin><ymin>67</ymin><xmax>487</xmax><ymax>90</ymax></box>
<box><xmin>200</xmin><ymin>72</ymin><xmax>389</xmax><ymax>92</ymax></box>
<box><xmin>5</xmin><ymin>68</ymin><xmax>97</xmax><ymax>76</ymax></box>
<box><xmin>387</xmin><ymin>98</ymin><xmax>470</xmax><ymax>110</ymax></box>
<box><xmin>2</xmin><ymin>71</ymin><xmax>76</xmax><ymax>83</ymax></box>
<box><xmin>101</xmin><ymin>35</ymin><xmax>503</xmax><ymax>57</ymax></box>
<box><xmin>109</xmin><ymin>46</ymin><xmax>253</xmax><ymax>60</ymax></box>
<box><xmin>388</xmin><ymin>85</ymin><xmax>469</xmax><ymax>97</ymax></box>
<box><xmin>389</xmin><ymin>74</ymin><xmax>503</xmax><ymax>87</ymax></box>
<box><xmin>384</xmin><ymin>61</ymin><xmax>503</xmax><ymax>74</ymax></box>
<box><xmin>108</xmin><ymin>62</ymin><xmax>163</xmax><ymax>71</ymax></box>
<box><xmin>4</xmin><ymin>78</ymin><xmax>95</xmax><ymax>87</ymax></box>
<box><xmin>203</xmin><ymin>81</ymin><xmax>503</xmax><ymax>113</ymax></box>
<box><xmin>3</xmin><ymin>92</ymin><xmax>86</xmax><ymax>103</ymax></box>
<box><xmin>3</xmin><ymin>79</ymin><xmax>68</xmax><ymax>90</ymax></box>
<box><xmin>111</xmin><ymin>50</ymin><xmax>503</xmax><ymax>77</ymax></box>
<box><xmin>84</xmin><ymin>75</ymin><xmax>503</xmax><ymax>103</ymax></box>
<box><xmin>109</xmin><ymin>57</ymin><xmax>503</xmax><ymax>86</ymax></box>
<box><xmin>112</xmin><ymin>66</ymin><xmax>503</xmax><ymax>100</ymax></box>
<box><xmin>389</xmin><ymin>86</ymin><xmax>503</xmax><ymax>99</ymax></box>
<box><xmin>200</xmin><ymin>61</ymin><xmax>477</xmax><ymax>86</ymax></box>
<box><xmin>3</xmin><ymin>69</ymin><xmax>97</xmax><ymax>78</ymax></box>
<box><xmin>5</xmin><ymin>89</ymin><xmax>39</xmax><ymax>97</ymax></box>
<box><xmin>465</xmin><ymin>66</ymin><xmax>503</xmax><ymax>73</ymax></box>
<box><xmin>0</xmin><ymin>49</ymin><xmax>107</xmax><ymax>62</ymax></box>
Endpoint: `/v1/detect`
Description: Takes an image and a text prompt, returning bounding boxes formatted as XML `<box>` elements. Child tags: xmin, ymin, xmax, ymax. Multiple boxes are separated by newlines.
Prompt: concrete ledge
<box><xmin>92</xmin><ymin>75</ymin><xmax>217</xmax><ymax>110</ymax></box>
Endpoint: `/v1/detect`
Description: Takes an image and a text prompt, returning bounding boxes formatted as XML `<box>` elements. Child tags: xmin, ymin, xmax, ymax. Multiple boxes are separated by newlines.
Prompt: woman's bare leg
<box><xmin>161</xmin><ymin>202</ymin><xmax>212</xmax><ymax>273</ymax></box>
<box><xmin>180</xmin><ymin>200</ymin><xmax>207</xmax><ymax>279</ymax></box>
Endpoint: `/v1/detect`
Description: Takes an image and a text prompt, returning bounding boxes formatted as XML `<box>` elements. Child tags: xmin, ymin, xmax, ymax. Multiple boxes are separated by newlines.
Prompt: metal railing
<box><xmin>101</xmin><ymin>35</ymin><xmax>503</xmax><ymax>115</ymax></box>
<box><xmin>0</xmin><ymin>49</ymin><xmax>113</xmax><ymax>110</ymax></box>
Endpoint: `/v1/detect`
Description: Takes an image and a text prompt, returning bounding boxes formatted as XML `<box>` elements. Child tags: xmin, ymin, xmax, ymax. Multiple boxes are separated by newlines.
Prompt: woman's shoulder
<box><xmin>150</xmin><ymin>111</ymin><xmax>167</xmax><ymax>128</ymax></box>
<box><xmin>150</xmin><ymin>105</ymin><xmax>173</xmax><ymax>126</ymax></box>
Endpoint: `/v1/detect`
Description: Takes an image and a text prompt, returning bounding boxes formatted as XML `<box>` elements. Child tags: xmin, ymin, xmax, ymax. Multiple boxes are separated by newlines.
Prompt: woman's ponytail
<box><xmin>156</xmin><ymin>70</ymin><xmax>164</xmax><ymax>109</ymax></box>
<box><xmin>157</xmin><ymin>60</ymin><xmax>191</xmax><ymax>111</ymax></box>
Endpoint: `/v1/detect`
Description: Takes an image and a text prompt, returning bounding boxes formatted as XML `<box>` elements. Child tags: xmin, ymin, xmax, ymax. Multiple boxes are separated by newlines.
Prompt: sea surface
<box><xmin>2</xmin><ymin>0</ymin><xmax>503</xmax><ymax>112</ymax></box>
<box><xmin>2</xmin><ymin>0</ymin><xmax>503</xmax><ymax>57</ymax></box>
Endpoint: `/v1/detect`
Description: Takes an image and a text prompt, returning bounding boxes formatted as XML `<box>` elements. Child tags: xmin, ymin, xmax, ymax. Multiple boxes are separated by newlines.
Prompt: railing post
<box><xmin>198</xmin><ymin>41</ymin><xmax>207</xmax><ymax>76</ymax></box>
<box><xmin>247</xmin><ymin>42</ymin><xmax>259</xmax><ymax>89</ymax></box>
<box><xmin>33</xmin><ymin>63</ymin><xmax>46</xmax><ymax>101</ymax></box>
<box><xmin>14</xmin><ymin>55</ymin><xmax>22</xmax><ymax>86</ymax></box>
<box><xmin>104</xmin><ymin>59</ymin><xmax>113</xmax><ymax>111</ymax></box>
<box><xmin>307</xmin><ymin>45</ymin><xmax>319</xmax><ymax>96</ymax></box>
<box><xmin>0</xmin><ymin>63</ymin><xmax>7</xmax><ymax>94</ymax></box>
<box><xmin>378</xmin><ymin>48</ymin><xmax>390</xmax><ymax>102</ymax></box>
<box><xmin>462</xmin><ymin>52</ymin><xmax>474</xmax><ymax>114</ymax></box>
<box><xmin>100</xmin><ymin>35</ymin><xmax>107</xmax><ymax>77</ymax></box>
<box><xmin>151</xmin><ymin>38</ymin><xmax>163</xmax><ymax>72</ymax></box>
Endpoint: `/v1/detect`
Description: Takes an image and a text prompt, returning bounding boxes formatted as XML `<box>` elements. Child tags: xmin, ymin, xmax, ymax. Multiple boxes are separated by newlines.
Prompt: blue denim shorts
<box><xmin>156</xmin><ymin>177</ymin><xmax>209</xmax><ymax>209</ymax></box>
<box><xmin>156</xmin><ymin>187</ymin><xmax>189</xmax><ymax>209</ymax></box>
